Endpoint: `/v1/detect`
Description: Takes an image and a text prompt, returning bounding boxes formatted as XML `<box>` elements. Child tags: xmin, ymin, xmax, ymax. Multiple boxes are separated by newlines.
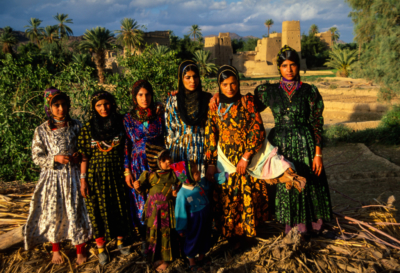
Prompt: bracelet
<box><xmin>242</xmin><ymin>157</ymin><xmax>249</xmax><ymax>162</ymax></box>
<box><xmin>80</xmin><ymin>173</ymin><xmax>87</xmax><ymax>179</ymax></box>
<box><xmin>315</xmin><ymin>154</ymin><xmax>323</xmax><ymax>158</ymax></box>
<box><xmin>124</xmin><ymin>171</ymin><xmax>131</xmax><ymax>177</ymax></box>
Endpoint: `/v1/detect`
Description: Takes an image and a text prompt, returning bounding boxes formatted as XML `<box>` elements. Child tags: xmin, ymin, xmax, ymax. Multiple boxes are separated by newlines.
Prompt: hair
<box><xmin>218</xmin><ymin>70</ymin><xmax>237</xmax><ymax>84</ymax></box>
<box><xmin>277</xmin><ymin>50</ymin><xmax>300</xmax><ymax>68</ymax></box>
<box><xmin>132</xmin><ymin>80</ymin><xmax>154</xmax><ymax>99</ymax></box>
<box><xmin>183</xmin><ymin>65</ymin><xmax>200</xmax><ymax>77</ymax></box>
<box><xmin>51</xmin><ymin>93</ymin><xmax>70</xmax><ymax>107</ymax></box>
<box><xmin>158</xmin><ymin>150</ymin><xmax>171</xmax><ymax>162</ymax></box>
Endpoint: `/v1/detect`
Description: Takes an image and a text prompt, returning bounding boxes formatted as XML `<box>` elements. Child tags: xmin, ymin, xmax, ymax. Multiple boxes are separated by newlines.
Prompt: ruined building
<box><xmin>204</xmin><ymin>33</ymin><xmax>233</xmax><ymax>66</ymax></box>
<box><xmin>315</xmin><ymin>30</ymin><xmax>333</xmax><ymax>47</ymax></box>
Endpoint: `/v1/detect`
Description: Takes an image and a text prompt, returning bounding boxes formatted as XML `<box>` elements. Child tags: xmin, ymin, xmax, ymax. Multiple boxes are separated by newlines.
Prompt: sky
<box><xmin>0</xmin><ymin>0</ymin><xmax>355</xmax><ymax>43</ymax></box>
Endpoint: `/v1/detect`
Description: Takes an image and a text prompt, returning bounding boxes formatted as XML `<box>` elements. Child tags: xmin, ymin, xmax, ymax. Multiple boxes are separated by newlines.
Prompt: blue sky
<box><xmin>0</xmin><ymin>0</ymin><xmax>355</xmax><ymax>43</ymax></box>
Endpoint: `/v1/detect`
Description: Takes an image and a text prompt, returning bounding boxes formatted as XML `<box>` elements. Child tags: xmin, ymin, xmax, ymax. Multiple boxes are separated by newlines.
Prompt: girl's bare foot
<box><xmin>52</xmin><ymin>251</ymin><xmax>64</xmax><ymax>264</ymax></box>
<box><xmin>156</xmin><ymin>261</ymin><xmax>169</xmax><ymax>271</ymax></box>
<box><xmin>76</xmin><ymin>253</ymin><xmax>87</xmax><ymax>266</ymax></box>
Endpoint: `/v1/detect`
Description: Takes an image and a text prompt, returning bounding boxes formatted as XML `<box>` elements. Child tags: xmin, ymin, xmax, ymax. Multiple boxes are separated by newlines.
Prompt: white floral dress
<box><xmin>24</xmin><ymin>120</ymin><xmax>92</xmax><ymax>249</ymax></box>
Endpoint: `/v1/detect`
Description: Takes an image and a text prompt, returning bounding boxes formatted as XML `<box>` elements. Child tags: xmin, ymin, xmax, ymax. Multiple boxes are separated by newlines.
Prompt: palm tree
<box><xmin>24</xmin><ymin>18</ymin><xmax>44</xmax><ymax>47</ymax></box>
<box><xmin>0</xmin><ymin>26</ymin><xmax>18</xmax><ymax>54</ymax></box>
<box><xmin>264</xmin><ymin>19</ymin><xmax>274</xmax><ymax>37</ymax></box>
<box><xmin>79</xmin><ymin>27</ymin><xmax>115</xmax><ymax>84</ymax></box>
<box><xmin>192</xmin><ymin>50</ymin><xmax>218</xmax><ymax>76</ymax></box>
<box><xmin>188</xmin><ymin>25</ymin><xmax>202</xmax><ymax>42</ymax></box>
<box><xmin>53</xmin><ymin>13</ymin><xmax>73</xmax><ymax>38</ymax></box>
<box><xmin>150</xmin><ymin>45</ymin><xmax>169</xmax><ymax>56</ymax></box>
<box><xmin>309</xmin><ymin>24</ymin><xmax>319</xmax><ymax>36</ymax></box>
<box><xmin>324</xmin><ymin>45</ymin><xmax>357</xmax><ymax>77</ymax></box>
<box><xmin>42</xmin><ymin>25</ymin><xmax>58</xmax><ymax>45</ymax></box>
<box><xmin>329</xmin><ymin>27</ymin><xmax>340</xmax><ymax>43</ymax></box>
<box><xmin>114</xmin><ymin>18</ymin><xmax>143</xmax><ymax>53</ymax></box>
<box><xmin>72</xmin><ymin>53</ymin><xmax>92</xmax><ymax>67</ymax></box>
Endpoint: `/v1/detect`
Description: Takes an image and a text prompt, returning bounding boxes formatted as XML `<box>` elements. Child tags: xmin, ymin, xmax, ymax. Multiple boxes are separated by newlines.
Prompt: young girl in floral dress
<box><xmin>25</xmin><ymin>87</ymin><xmax>92</xmax><ymax>265</ymax></box>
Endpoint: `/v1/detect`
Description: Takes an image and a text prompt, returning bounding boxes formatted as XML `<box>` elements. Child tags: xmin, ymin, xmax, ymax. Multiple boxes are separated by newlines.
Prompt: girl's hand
<box><xmin>133</xmin><ymin>180</ymin><xmax>140</xmax><ymax>190</ymax></box>
<box><xmin>172</xmin><ymin>190</ymin><xmax>178</xmax><ymax>197</ymax></box>
<box><xmin>206</xmin><ymin>165</ymin><xmax>217</xmax><ymax>182</ymax></box>
<box><xmin>55</xmin><ymin>155</ymin><xmax>70</xmax><ymax>164</ymax></box>
<box><xmin>209</xmin><ymin>93</ymin><xmax>219</xmax><ymax>111</ymax></box>
<box><xmin>236</xmin><ymin>158</ymin><xmax>249</xmax><ymax>175</ymax></box>
<box><xmin>70</xmin><ymin>152</ymin><xmax>81</xmax><ymax>164</ymax></box>
<box><xmin>80</xmin><ymin>179</ymin><xmax>89</xmax><ymax>198</ymax></box>
<box><xmin>312</xmin><ymin>156</ymin><xmax>323</xmax><ymax>176</ymax></box>
<box><xmin>125</xmin><ymin>174</ymin><xmax>135</xmax><ymax>189</ymax></box>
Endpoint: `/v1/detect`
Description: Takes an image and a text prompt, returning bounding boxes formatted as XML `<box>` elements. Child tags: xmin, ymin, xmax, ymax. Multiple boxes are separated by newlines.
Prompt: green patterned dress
<box><xmin>254</xmin><ymin>83</ymin><xmax>332</xmax><ymax>228</ymax></box>
<box><xmin>77</xmin><ymin>122</ymin><xmax>132</xmax><ymax>240</ymax></box>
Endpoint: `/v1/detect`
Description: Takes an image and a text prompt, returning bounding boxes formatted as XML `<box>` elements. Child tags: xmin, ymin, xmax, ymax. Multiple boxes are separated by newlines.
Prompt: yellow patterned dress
<box><xmin>77</xmin><ymin>122</ymin><xmax>132</xmax><ymax>240</ymax></box>
<box><xmin>204</xmin><ymin>94</ymin><xmax>269</xmax><ymax>238</ymax></box>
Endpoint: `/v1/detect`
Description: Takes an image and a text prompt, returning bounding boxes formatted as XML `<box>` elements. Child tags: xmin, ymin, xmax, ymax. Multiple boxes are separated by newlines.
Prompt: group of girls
<box><xmin>24</xmin><ymin>45</ymin><xmax>332</xmax><ymax>272</ymax></box>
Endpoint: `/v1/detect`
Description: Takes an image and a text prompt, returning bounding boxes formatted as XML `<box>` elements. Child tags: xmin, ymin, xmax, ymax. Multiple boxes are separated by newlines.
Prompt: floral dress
<box><xmin>137</xmin><ymin>169</ymin><xmax>181</xmax><ymax>262</ymax></box>
<box><xmin>204</xmin><ymin>94</ymin><xmax>269</xmax><ymax>238</ymax></box>
<box><xmin>25</xmin><ymin>120</ymin><xmax>92</xmax><ymax>249</ymax></box>
<box><xmin>165</xmin><ymin>94</ymin><xmax>212</xmax><ymax>178</ymax></box>
<box><xmin>124</xmin><ymin>108</ymin><xmax>165</xmax><ymax>227</ymax></box>
<box><xmin>77</xmin><ymin>122</ymin><xmax>132</xmax><ymax>240</ymax></box>
<box><xmin>254</xmin><ymin>82</ymin><xmax>332</xmax><ymax>227</ymax></box>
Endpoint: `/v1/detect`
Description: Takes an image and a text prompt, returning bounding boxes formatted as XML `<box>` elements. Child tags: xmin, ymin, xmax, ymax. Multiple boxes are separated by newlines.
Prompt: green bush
<box><xmin>381</xmin><ymin>105</ymin><xmax>400</xmax><ymax>128</ymax></box>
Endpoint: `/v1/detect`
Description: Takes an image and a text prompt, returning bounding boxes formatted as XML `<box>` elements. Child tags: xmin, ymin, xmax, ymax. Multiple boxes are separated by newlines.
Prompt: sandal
<box><xmin>189</xmin><ymin>264</ymin><xmax>204</xmax><ymax>272</ymax></box>
<box><xmin>118</xmin><ymin>244</ymin><xmax>131</xmax><ymax>255</ymax></box>
<box><xmin>98</xmin><ymin>251</ymin><xmax>109</xmax><ymax>266</ymax></box>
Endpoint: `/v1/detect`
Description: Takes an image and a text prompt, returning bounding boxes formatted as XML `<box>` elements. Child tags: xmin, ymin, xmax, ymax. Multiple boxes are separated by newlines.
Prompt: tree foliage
<box><xmin>324</xmin><ymin>45</ymin><xmax>357</xmax><ymax>76</ymax></box>
<box><xmin>264</xmin><ymin>19</ymin><xmax>274</xmax><ymax>37</ymax></box>
<box><xmin>309</xmin><ymin>24</ymin><xmax>319</xmax><ymax>35</ymax></box>
<box><xmin>301</xmin><ymin>33</ymin><xmax>330</xmax><ymax>68</ymax></box>
<box><xmin>53</xmin><ymin>13</ymin><xmax>73</xmax><ymax>38</ymax></box>
<box><xmin>192</xmin><ymin>49</ymin><xmax>218</xmax><ymax>76</ymax></box>
<box><xmin>188</xmin><ymin>25</ymin><xmax>202</xmax><ymax>42</ymax></box>
<box><xmin>114</xmin><ymin>18</ymin><xmax>143</xmax><ymax>52</ymax></box>
<box><xmin>0</xmin><ymin>26</ymin><xmax>18</xmax><ymax>54</ymax></box>
<box><xmin>169</xmin><ymin>34</ymin><xmax>203</xmax><ymax>60</ymax></box>
<box><xmin>346</xmin><ymin>0</ymin><xmax>400</xmax><ymax>100</ymax></box>
<box><xmin>24</xmin><ymin>18</ymin><xmax>44</xmax><ymax>46</ymax></box>
<box><xmin>231</xmin><ymin>38</ymin><xmax>259</xmax><ymax>53</ymax></box>
<box><xmin>329</xmin><ymin>27</ymin><xmax>340</xmax><ymax>43</ymax></box>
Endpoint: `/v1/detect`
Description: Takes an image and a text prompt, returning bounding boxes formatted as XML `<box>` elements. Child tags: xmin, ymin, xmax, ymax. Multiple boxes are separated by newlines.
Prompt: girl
<box><xmin>25</xmin><ymin>87</ymin><xmax>91</xmax><ymax>265</ymax></box>
<box><xmin>78</xmin><ymin>91</ymin><xmax>132</xmax><ymax>265</ymax></box>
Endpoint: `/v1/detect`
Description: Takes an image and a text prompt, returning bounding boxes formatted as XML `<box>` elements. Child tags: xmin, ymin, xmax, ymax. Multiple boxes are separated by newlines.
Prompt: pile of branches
<box><xmin>0</xmin><ymin>184</ymin><xmax>399</xmax><ymax>272</ymax></box>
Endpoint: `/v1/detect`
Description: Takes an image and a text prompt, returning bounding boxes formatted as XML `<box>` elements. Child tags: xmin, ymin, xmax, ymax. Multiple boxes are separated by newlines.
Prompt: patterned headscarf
<box><xmin>89</xmin><ymin>91</ymin><xmax>124</xmax><ymax>141</ymax></box>
<box><xmin>131</xmin><ymin>80</ymin><xmax>158</xmax><ymax>122</ymax></box>
<box><xmin>44</xmin><ymin>87</ymin><xmax>70</xmax><ymax>119</ymax></box>
<box><xmin>170</xmin><ymin>161</ymin><xmax>196</xmax><ymax>185</ymax></box>
<box><xmin>276</xmin><ymin>45</ymin><xmax>302</xmax><ymax>96</ymax></box>
<box><xmin>176</xmin><ymin>60</ymin><xmax>209</xmax><ymax>127</ymax></box>
<box><xmin>217</xmin><ymin>65</ymin><xmax>242</xmax><ymax>104</ymax></box>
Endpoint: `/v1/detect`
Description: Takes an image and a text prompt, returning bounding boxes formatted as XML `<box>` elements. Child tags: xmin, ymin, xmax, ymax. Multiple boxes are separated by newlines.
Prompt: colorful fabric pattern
<box><xmin>25</xmin><ymin>120</ymin><xmax>92</xmax><ymax>249</ymax></box>
<box><xmin>204</xmin><ymin>94</ymin><xmax>269</xmax><ymax>238</ymax></box>
<box><xmin>254</xmin><ymin>82</ymin><xmax>332</xmax><ymax>227</ymax></box>
<box><xmin>78</xmin><ymin>122</ymin><xmax>132</xmax><ymax>240</ymax></box>
<box><xmin>138</xmin><ymin>170</ymin><xmax>181</xmax><ymax>262</ymax></box>
<box><xmin>165</xmin><ymin>93</ymin><xmax>212</xmax><ymax>178</ymax></box>
<box><xmin>123</xmin><ymin>108</ymin><xmax>165</xmax><ymax>227</ymax></box>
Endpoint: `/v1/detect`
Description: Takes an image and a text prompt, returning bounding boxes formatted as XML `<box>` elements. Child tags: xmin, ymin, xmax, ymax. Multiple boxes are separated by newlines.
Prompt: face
<box><xmin>220</xmin><ymin>76</ymin><xmax>238</xmax><ymax>98</ymax></box>
<box><xmin>95</xmin><ymin>99</ymin><xmax>112</xmax><ymax>117</ymax></box>
<box><xmin>159</xmin><ymin>155</ymin><xmax>171</xmax><ymax>170</ymax></box>
<box><xmin>191</xmin><ymin>164</ymin><xmax>201</xmax><ymax>182</ymax></box>
<box><xmin>51</xmin><ymin>98</ymin><xmax>68</xmax><ymax>119</ymax></box>
<box><xmin>279</xmin><ymin>60</ymin><xmax>299</xmax><ymax>81</ymax></box>
<box><xmin>183</xmin><ymin>70</ymin><xmax>199</xmax><ymax>91</ymax></box>
<box><xmin>136</xmin><ymin>87</ymin><xmax>152</xmax><ymax>109</ymax></box>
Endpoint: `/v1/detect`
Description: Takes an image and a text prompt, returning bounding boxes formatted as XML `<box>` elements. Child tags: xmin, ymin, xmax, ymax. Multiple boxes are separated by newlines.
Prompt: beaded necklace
<box><xmin>217</xmin><ymin>103</ymin><xmax>234</xmax><ymax>120</ymax></box>
<box><xmin>91</xmin><ymin>136</ymin><xmax>120</xmax><ymax>152</ymax></box>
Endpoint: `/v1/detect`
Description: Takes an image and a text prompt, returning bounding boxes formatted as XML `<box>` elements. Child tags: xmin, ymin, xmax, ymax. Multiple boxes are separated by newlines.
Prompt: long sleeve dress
<box><xmin>204</xmin><ymin>94</ymin><xmax>269</xmax><ymax>238</ymax></box>
<box><xmin>254</xmin><ymin>82</ymin><xmax>332</xmax><ymax>229</ymax></box>
<box><xmin>24</xmin><ymin>120</ymin><xmax>92</xmax><ymax>249</ymax></box>
<box><xmin>165</xmin><ymin>94</ymin><xmax>212</xmax><ymax>178</ymax></box>
<box><xmin>77</xmin><ymin>122</ymin><xmax>132</xmax><ymax>240</ymax></box>
<box><xmin>124</xmin><ymin>108</ymin><xmax>165</xmax><ymax>228</ymax></box>
<box><xmin>137</xmin><ymin>169</ymin><xmax>181</xmax><ymax>262</ymax></box>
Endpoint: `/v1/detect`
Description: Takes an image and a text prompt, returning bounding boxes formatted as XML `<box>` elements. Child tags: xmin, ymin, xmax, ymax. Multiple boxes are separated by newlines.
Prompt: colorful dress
<box><xmin>25</xmin><ymin>120</ymin><xmax>92</xmax><ymax>249</ymax></box>
<box><xmin>124</xmin><ymin>107</ymin><xmax>165</xmax><ymax>227</ymax></box>
<box><xmin>175</xmin><ymin>177</ymin><xmax>212</xmax><ymax>258</ymax></box>
<box><xmin>77</xmin><ymin>122</ymin><xmax>132</xmax><ymax>240</ymax></box>
<box><xmin>137</xmin><ymin>169</ymin><xmax>181</xmax><ymax>262</ymax></box>
<box><xmin>204</xmin><ymin>94</ymin><xmax>269</xmax><ymax>238</ymax></box>
<box><xmin>254</xmin><ymin>82</ymin><xmax>332</xmax><ymax>228</ymax></box>
<box><xmin>165</xmin><ymin>94</ymin><xmax>212</xmax><ymax>178</ymax></box>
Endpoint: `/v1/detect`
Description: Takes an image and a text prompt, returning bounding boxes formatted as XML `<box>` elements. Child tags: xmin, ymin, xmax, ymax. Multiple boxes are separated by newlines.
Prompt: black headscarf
<box><xmin>90</xmin><ymin>91</ymin><xmax>124</xmax><ymax>141</ymax></box>
<box><xmin>177</xmin><ymin>60</ymin><xmax>209</xmax><ymax>126</ymax></box>
<box><xmin>277</xmin><ymin>45</ymin><xmax>301</xmax><ymax>82</ymax></box>
<box><xmin>217</xmin><ymin>65</ymin><xmax>242</xmax><ymax>104</ymax></box>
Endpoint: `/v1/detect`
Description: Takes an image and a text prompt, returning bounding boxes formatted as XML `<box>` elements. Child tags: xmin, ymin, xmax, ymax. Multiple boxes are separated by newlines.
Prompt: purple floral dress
<box><xmin>123</xmin><ymin>110</ymin><xmax>165</xmax><ymax>227</ymax></box>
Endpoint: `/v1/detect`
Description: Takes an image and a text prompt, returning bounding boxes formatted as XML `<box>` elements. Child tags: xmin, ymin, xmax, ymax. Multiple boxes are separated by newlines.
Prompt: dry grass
<box><xmin>1</xmin><ymin>182</ymin><xmax>399</xmax><ymax>273</ymax></box>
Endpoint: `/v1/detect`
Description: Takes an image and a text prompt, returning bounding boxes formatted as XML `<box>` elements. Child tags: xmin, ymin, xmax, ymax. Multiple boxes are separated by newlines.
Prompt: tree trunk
<box><xmin>0</xmin><ymin>226</ymin><xmax>24</xmax><ymax>250</ymax></box>
<box><xmin>95</xmin><ymin>50</ymin><xmax>106</xmax><ymax>84</ymax></box>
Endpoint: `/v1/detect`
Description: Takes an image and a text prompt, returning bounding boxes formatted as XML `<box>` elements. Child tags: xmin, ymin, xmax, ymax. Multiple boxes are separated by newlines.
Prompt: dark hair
<box><xmin>218</xmin><ymin>70</ymin><xmax>237</xmax><ymax>84</ymax></box>
<box><xmin>51</xmin><ymin>93</ymin><xmax>70</xmax><ymax>107</ymax></box>
<box><xmin>158</xmin><ymin>150</ymin><xmax>171</xmax><ymax>162</ymax></box>
<box><xmin>183</xmin><ymin>65</ymin><xmax>200</xmax><ymax>77</ymax></box>
<box><xmin>132</xmin><ymin>80</ymin><xmax>154</xmax><ymax>99</ymax></box>
<box><xmin>277</xmin><ymin>50</ymin><xmax>300</xmax><ymax>68</ymax></box>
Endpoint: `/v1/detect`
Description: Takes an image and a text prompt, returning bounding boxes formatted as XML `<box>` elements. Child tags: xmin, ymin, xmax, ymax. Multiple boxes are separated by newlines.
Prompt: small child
<box><xmin>173</xmin><ymin>161</ymin><xmax>226</xmax><ymax>272</ymax></box>
<box><xmin>133</xmin><ymin>144</ymin><xmax>180</xmax><ymax>272</ymax></box>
